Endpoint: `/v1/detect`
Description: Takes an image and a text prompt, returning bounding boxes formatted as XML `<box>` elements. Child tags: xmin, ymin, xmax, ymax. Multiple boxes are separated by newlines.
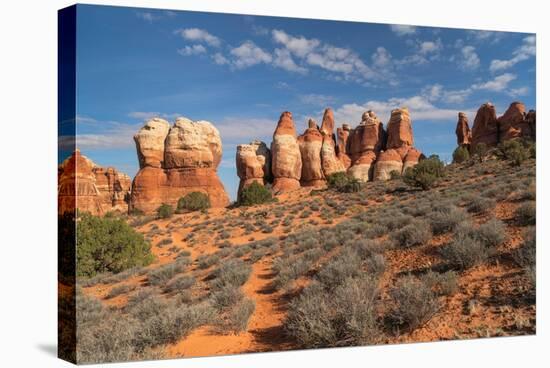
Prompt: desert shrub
<box><xmin>164</xmin><ymin>275</ymin><xmax>196</xmax><ymax>293</ymax></box>
<box><xmin>227</xmin><ymin>298</ymin><xmax>256</xmax><ymax>333</ymax></box>
<box><xmin>156</xmin><ymin>204</ymin><xmax>173</xmax><ymax>219</ymax></box>
<box><xmin>147</xmin><ymin>261</ymin><xmax>187</xmax><ymax>286</ymax></box>
<box><xmin>273</xmin><ymin>249</ymin><xmax>323</xmax><ymax>289</ymax></box>
<box><xmin>130</xmin><ymin>301</ymin><xmax>214</xmax><ymax>352</ymax></box>
<box><xmin>211</xmin><ymin>259</ymin><xmax>252</xmax><ymax>290</ymax></box>
<box><xmin>326</xmin><ymin>172</ymin><xmax>362</xmax><ymax>193</ymax></box>
<box><xmin>389</xmin><ymin>170</ymin><xmax>402</xmax><ymax>180</ymax></box>
<box><xmin>126</xmin><ymin>289</ymin><xmax>155</xmax><ymax>309</ymax></box>
<box><xmin>428</xmin><ymin>205</ymin><xmax>468</xmax><ymax>235</ymax></box>
<box><xmin>177</xmin><ymin>192</ymin><xmax>210</xmax><ymax>212</ymax></box>
<box><xmin>77</xmin><ymin>297</ymin><xmax>213</xmax><ymax>364</ymax></box>
<box><xmin>197</xmin><ymin>254</ymin><xmax>221</xmax><ymax>269</ymax></box>
<box><xmin>440</xmin><ymin>231</ymin><xmax>491</xmax><ymax>269</ymax></box>
<box><xmin>391</xmin><ymin>219</ymin><xmax>432</xmax><ymax>248</ymax></box>
<box><xmin>467</xmin><ymin>196</ymin><xmax>496</xmax><ymax>214</ymax></box>
<box><xmin>76</xmin><ymin>213</ymin><xmax>154</xmax><ymax>278</ymax></box>
<box><xmin>421</xmin><ymin>270</ymin><xmax>458</xmax><ymax>296</ymax></box>
<box><xmin>156</xmin><ymin>238</ymin><xmax>173</xmax><ymax>247</ymax></box>
<box><xmin>365</xmin><ymin>254</ymin><xmax>386</xmax><ymax>277</ymax></box>
<box><xmin>317</xmin><ymin>248</ymin><xmax>361</xmax><ymax>289</ymax></box>
<box><xmin>452</xmin><ymin>146</ymin><xmax>470</xmax><ymax>164</ymax></box>
<box><xmin>476</xmin><ymin>219</ymin><xmax>507</xmax><ymax>247</ymax></box>
<box><xmin>472</xmin><ymin>143</ymin><xmax>489</xmax><ymax>163</ymax></box>
<box><xmin>106</xmin><ymin>284</ymin><xmax>136</xmax><ymax>299</ymax></box>
<box><xmin>515</xmin><ymin>201</ymin><xmax>536</xmax><ymax>226</ymax></box>
<box><xmin>403</xmin><ymin>155</ymin><xmax>445</xmax><ymax>190</ymax></box>
<box><xmin>211</xmin><ymin>284</ymin><xmax>244</xmax><ymax>310</ymax></box>
<box><xmin>239</xmin><ymin>182</ymin><xmax>273</xmax><ymax>206</ymax></box>
<box><xmin>388</xmin><ymin>276</ymin><xmax>440</xmax><ymax>332</ymax></box>
<box><xmin>514</xmin><ymin>226</ymin><xmax>537</xmax><ymax>268</ymax></box>
<box><xmin>285</xmin><ymin>277</ymin><xmax>380</xmax><ymax>348</ymax></box>
<box><xmin>498</xmin><ymin>139</ymin><xmax>530</xmax><ymax>166</ymax></box>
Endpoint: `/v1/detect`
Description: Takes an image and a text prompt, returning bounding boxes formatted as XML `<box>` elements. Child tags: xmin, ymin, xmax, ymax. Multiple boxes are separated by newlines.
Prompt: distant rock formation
<box><xmin>319</xmin><ymin>108</ymin><xmax>346</xmax><ymax>178</ymax></box>
<box><xmin>386</xmin><ymin>108</ymin><xmax>413</xmax><ymax>149</ymax></box>
<box><xmin>460</xmin><ymin>101</ymin><xmax>536</xmax><ymax>152</ymax></box>
<box><xmin>498</xmin><ymin>102</ymin><xmax>535</xmax><ymax>142</ymax></box>
<box><xmin>235</xmin><ymin>106</ymin><xmax>424</xmax><ymax>194</ymax></box>
<box><xmin>471</xmin><ymin>102</ymin><xmax>499</xmax><ymax>148</ymax></box>
<box><xmin>130</xmin><ymin>117</ymin><xmax>229</xmax><ymax>214</ymax></box>
<box><xmin>336</xmin><ymin>124</ymin><xmax>351</xmax><ymax>169</ymax></box>
<box><xmin>271</xmin><ymin>111</ymin><xmax>302</xmax><ymax>192</ymax></box>
<box><xmin>58</xmin><ymin>150</ymin><xmax>131</xmax><ymax>216</ymax></box>
<box><xmin>455</xmin><ymin>112</ymin><xmax>471</xmax><ymax>149</ymax></box>
<box><xmin>298</xmin><ymin>119</ymin><xmax>325</xmax><ymax>187</ymax></box>
<box><xmin>236</xmin><ymin>140</ymin><xmax>271</xmax><ymax>198</ymax></box>
<box><xmin>347</xmin><ymin>110</ymin><xmax>386</xmax><ymax>162</ymax></box>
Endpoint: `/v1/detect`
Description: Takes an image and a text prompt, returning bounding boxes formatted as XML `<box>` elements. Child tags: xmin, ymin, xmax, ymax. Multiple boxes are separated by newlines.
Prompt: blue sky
<box><xmin>65</xmin><ymin>4</ymin><xmax>536</xmax><ymax>200</ymax></box>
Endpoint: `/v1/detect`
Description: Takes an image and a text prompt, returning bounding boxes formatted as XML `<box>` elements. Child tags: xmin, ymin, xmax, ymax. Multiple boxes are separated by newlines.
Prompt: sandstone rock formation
<box><xmin>347</xmin><ymin>111</ymin><xmax>386</xmax><ymax>162</ymax></box>
<box><xmin>386</xmin><ymin>108</ymin><xmax>413</xmax><ymax>149</ymax></box>
<box><xmin>463</xmin><ymin>101</ymin><xmax>536</xmax><ymax>152</ymax></box>
<box><xmin>134</xmin><ymin>118</ymin><xmax>171</xmax><ymax>168</ymax></box>
<box><xmin>347</xmin><ymin>150</ymin><xmax>376</xmax><ymax>182</ymax></box>
<box><xmin>319</xmin><ymin>108</ymin><xmax>346</xmax><ymax>178</ymax></box>
<box><xmin>236</xmin><ymin>140</ymin><xmax>271</xmax><ymax>197</ymax></box>
<box><xmin>298</xmin><ymin>119</ymin><xmax>325</xmax><ymax>187</ymax></box>
<box><xmin>336</xmin><ymin>124</ymin><xmax>351</xmax><ymax>169</ymax></box>
<box><xmin>471</xmin><ymin>102</ymin><xmax>499</xmax><ymax>148</ymax></box>
<box><xmin>131</xmin><ymin>117</ymin><xmax>229</xmax><ymax>214</ymax></box>
<box><xmin>373</xmin><ymin>149</ymin><xmax>403</xmax><ymax>181</ymax></box>
<box><xmin>455</xmin><ymin>112</ymin><xmax>471</xmax><ymax>148</ymax></box>
<box><xmin>164</xmin><ymin>117</ymin><xmax>222</xmax><ymax>169</ymax></box>
<box><xmin>93</xmin><ymin>167</ymin><xmax>131</xmax><ymax>212</ymax></box>
<box><xmin>236</xmin><ymin>107</ymin><xmax>423</xmax><ymax>191</ymax></box>
<box><xmin>271</xmin><ymin>111</ymin><xmax>302</xmax><ymax>192</ymax></box>
<box><xmin>498</xmin><ymin>102</ymin><xmax>532</xmax><ymax>141</ymax></box>
<box><xmin>58</xmin><ymin>150</ymin><xmax>131</xmax><ymax>216</ymax></box>
<box><xmin>402</xmin><ymin>147</ymin><xmax>423</xmax><ymax>174</ymax></box>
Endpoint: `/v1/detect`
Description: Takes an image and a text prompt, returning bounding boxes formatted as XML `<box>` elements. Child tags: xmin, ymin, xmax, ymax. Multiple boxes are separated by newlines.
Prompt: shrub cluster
<box><xmin>403</xmin><ymin>155</ymin><xmax>445</xmax><ymax>190</ymax></box>
<box><xmin>76</xmin><ymin>213</ymin><xmax>154</xmax><ymax>278</ymax></box>
<box><xmin>452</xmin><ymin>146</ymin><xmax>470</xmax><ymax>164</ymax></box>
<box><xmin>326</xmin><ymin>172</ymin><xmax>362</xmax><ymax>193</ymax></box>
<box><xmin>177</xmin><ymin>192</ymin><xmax>210</xmax><ymax>212</ymax></box>
<box><xmin>239</xmin><ymin>181</ymin><xmax>274</xmax><ymax>206</ymax></box>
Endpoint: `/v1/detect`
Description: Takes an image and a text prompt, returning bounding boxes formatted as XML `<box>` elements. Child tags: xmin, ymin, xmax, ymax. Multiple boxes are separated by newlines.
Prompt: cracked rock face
<box><xmin>456</xmin><ymin>112</ymin><xmax>471</xmax><ymax>147</ymax></box>
<box><xmin>271</xmin><ymin>111</ymin><xmax>302</xmax><ymax>192</ymax></box>
<box><xmin>131</xmin><ymin>117</ymin><xmax>229</xmax><ymax>213</ymax></box>
<box><xmin>236</xmin><ymin>140</ymin><xmax>271</xmax><ymax>196</ymax></box>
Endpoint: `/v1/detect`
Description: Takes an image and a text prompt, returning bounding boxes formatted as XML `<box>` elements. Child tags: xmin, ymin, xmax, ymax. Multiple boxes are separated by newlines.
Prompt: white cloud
<box><xmin>272</xmin><ymin>29</ymin><xmax>320</xmax><ymax>58</ymax></box>
<box><xmin>136</xmin><ymin>12</ymin><xmax>160</xmax><ymax>23</ymax></box>
<box><xmin>177</xmin><ymin>44</ymin><xmax>206</xmax><ymax>56</ymax></box>
<box><xmin>472</xmin><ymin>73</ymin><xmax>516</xmax><ymax>91</ymax></box>
<box><xmin>216</xmin><ymin>117</ymin><xmax>275</xmax><ymax>143</ymax></box>
<box><xmin>174</xmin><ymin>28</ymin><xmax>221</xmax><ymax>47</ymax></box>
<box><xmin>390</xmin><ymin>24</ymin><xmax>417</xmax><ymax>36</ymax></box>
<box><xmin>212</xmin><ymin>52</ymin><xmax>229</xmax><ymax>65</ymax></box>
<box><xmin>422</xmin><ymin>84</ymin><xmax>443</xmax><ymax>102</ymax></box>
<box><xmin>419</xmin><ymin>40</ymin><xmax>441</xmax><ymax>54</ymax></box>
<box><xmin>489</xmin><ymin>35</ymin><xmax>535</xmax><ymax>72</ymax></box>
<box><xmin>421</xmin><ymin>73</ymin><xmax>519</xmax><ymax>105</ymax></box>
<box><xmin>508</xmin><ymin>86</ymin><xmax>529</xmax><ymax>97</ymax></box>
<box><xmin>273</xmin><ymin>48</ymin><xmax>308</xmax><ymax>74</ymax></box>
<box><xmin>298</xmin><ymin>94</ymin><xmax>336</xmax><ymax>106</ymax></box>
<box><xmin>458</xmin><ymin>45</ymin><xmax>480</xmax><ymax>70</ymax></box>
<box><xmin>467</xmin><ymin>30</ymin><xmax>506</xmax><ymax>44</ymax></box>
<box><xmin>229</xmin><ymin>41</ymin><xmax>272</xmax><ymax>69</ymax></box>
<box><xmin>333</xmin><ymin>95</ymin><xmax>461</xmax><ymax>126</ymax></box>
<box><xmin>371</xmin><ymin>47</ymin><xmax>392</xmax><ymax>67</ymax></box>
